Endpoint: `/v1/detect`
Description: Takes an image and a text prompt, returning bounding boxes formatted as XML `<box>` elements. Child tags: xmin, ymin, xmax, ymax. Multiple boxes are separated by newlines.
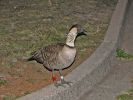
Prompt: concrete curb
<box><xmin>17</xmin><ymin>0</ymin><xmax>129</xmax><ymax>100</ymax></box>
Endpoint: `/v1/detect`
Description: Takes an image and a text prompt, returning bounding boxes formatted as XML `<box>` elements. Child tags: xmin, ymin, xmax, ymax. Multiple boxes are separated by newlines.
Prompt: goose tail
<box><xmin>27</xmin><ymin>56</ymin><xmax>34</xmax><ymax>61</ymax></box>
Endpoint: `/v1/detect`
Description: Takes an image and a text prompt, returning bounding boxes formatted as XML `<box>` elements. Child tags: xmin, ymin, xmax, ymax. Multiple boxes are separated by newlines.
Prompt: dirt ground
<box><xmin>0</xmin><ymin>0</ymin><xmax>117</xmax><ymax>99</ymax></box>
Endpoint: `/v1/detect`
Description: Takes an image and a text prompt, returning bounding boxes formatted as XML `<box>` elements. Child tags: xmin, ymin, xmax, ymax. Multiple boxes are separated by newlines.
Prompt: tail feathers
<box><xmin>27</xmin><ymin>50</ymin><xmax>43</xmax><ymax>63</ymax></box>
<box><xmin>27</xmin><ymin>56</ymin><xmax>34</xmax><ymax>61</ymax></box>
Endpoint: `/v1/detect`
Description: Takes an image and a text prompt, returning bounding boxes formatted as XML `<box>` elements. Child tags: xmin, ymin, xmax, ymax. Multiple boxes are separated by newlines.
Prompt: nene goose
<box><xmin>28</xmin><ymin>24</ymin><xmax>86</xmax><ymax>87</ymax></box>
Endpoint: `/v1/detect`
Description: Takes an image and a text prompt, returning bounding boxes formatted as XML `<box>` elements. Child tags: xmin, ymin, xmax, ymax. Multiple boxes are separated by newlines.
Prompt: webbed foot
<box><xmin>54</xmin><ymin>79</ymin><xmax>72</xmax><ymax>88</ymax></box>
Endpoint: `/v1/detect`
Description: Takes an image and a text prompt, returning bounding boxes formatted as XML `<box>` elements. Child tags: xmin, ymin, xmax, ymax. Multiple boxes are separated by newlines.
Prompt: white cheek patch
<box><xmin>66</xmin><ymin>33</ymin><xmax>77</xmax><ymax>47</ymax></box>
<box><xmin>68</xmin><ymin>34</ymin><xmax>74</xmax><ymax>42</ymax></box>
<box><xmin>70</xmin><ymin>27</ymin><xmax>77</xmax><ymax>33</ymax></box>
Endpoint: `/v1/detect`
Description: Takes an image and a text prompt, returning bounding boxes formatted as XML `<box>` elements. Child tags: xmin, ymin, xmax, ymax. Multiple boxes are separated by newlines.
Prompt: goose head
<box><xmin>66</xmin><ymin>24</ymin><xmax>87</xmax><ymax>47</ymax></box>
<box><xmin>69</xmin><ymin>24</ymin><xmax>86</xmax><ymax>36</ymax></box>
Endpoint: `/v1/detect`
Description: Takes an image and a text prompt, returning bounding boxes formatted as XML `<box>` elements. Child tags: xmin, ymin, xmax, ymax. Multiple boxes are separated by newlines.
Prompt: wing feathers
<box><xmin>27</xmin><ymin>43</ymin><xmax>64</xmax><ymax>65</ymax></box>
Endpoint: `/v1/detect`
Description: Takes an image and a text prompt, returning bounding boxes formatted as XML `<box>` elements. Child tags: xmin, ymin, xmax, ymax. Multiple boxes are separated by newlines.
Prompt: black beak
<box><xmin>77</xmin><ymin>29</ymin><xmax>87</xmax><ymax>36</ymax></box>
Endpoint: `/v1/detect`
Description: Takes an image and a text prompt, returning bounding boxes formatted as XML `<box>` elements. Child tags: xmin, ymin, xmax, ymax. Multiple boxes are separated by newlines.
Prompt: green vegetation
<box><xmin>117</xmin><ymin>80</ymin><xmax>133</xmax><ymax>100</ymax></box>
<box><xmin>117</xmin><ymin>94</ymin><xmax>133</xmax><ymax>100</ymax></box>
<box><xmin>0</xmin><ymin>21</ymin><xmax>105</xmax><ymax>59</ymax></box>
<box><xmin>116</xmin><ymin>49</ymin><xmax>133</xmax><ymax>100</ymax></box>
<box><xmin>3</xmin><ymin>95</ymin><xmax>16</xmax><ymax>100</ymax></box>
<box><xmin>117</xmin><ymin>89</ymin><xmax>133</xmax><ymax>100</ymax></box>
<box><xmin>0</xmin><ymin>79</ymin><xmax>7</xmax><ymax>86</ymax></box>
<box><xmin>116</xmin><ymin>49</ymin><xmax>133</xmax><ymax>60</ymax></box>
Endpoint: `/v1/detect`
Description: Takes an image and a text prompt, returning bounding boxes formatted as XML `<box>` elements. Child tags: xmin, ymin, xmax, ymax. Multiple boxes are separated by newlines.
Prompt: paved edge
<box><xmin>17</xmin><ymin>0</ymin><xmax>129</xmax><ymax>100</ymax></box>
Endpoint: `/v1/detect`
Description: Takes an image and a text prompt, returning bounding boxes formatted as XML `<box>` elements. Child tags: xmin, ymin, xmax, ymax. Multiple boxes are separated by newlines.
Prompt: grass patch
<box><xmin>117</xmin><ymin>89</ymin><xmax>133</xmax><ymax>100</ymax></box>
<box><xmin>117</xmin><ymin>94</ymin><xmax>133</xmax><ymax>100</ymax></box>
<box><xmin>0</xmin><ymin>79</ymin><xmax>7</xmax><ymax>86</ymax></box>
<box><xmin>3</xmin><ymin>95</ymin><xmax>16</xmax><ymax>100</ymax></box>
<box><xmin>117</xmin><ymin>80</ymin><xmax>133</xmax><ymax>100</ymax></box>
<box><xmin>116</xmin><ymin>49</ymin><xmax>133</xmax><ymax>60</ymax></box>
<box><xmin>0</xmin><ymin>0</ymin><xmax>117</xmax><ymax>61</ymax></box>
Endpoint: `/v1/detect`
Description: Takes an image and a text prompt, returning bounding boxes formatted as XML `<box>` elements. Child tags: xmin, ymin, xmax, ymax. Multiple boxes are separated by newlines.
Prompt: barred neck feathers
<box><xmin>66</xmin><ymin>27</ymin><xmax>77</xmax><ymax>47</ymax></box>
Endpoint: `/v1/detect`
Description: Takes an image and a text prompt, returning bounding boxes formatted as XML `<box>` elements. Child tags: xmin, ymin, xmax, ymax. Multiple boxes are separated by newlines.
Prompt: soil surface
<box><xmin>0</xmin><ymin>0</ymin><xmax>117</xmax><ymax>99</ymax></box>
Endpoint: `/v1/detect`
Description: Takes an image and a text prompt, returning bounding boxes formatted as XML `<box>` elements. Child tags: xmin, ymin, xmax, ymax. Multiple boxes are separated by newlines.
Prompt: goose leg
<box><xmin>51</xmin><ymin>69</ymin><xmax>64</xmax><ymax>87</ymax></box>
<box><xmin>58</xmin><ymin>69</ymin><xmax>72</xmax><ymax>86</ymax></box>
<box><xmin>51</xmin><ymin>69</ymin><xmax>58</xmax><ymax>86</ymax></box>
<box><xmin>52</xmin><ymin>69</ymin><xmax>72</xmax><ymax>87</ymax></box>
<box><xmin>51</xmin><ymin>69</ymin><xmax>65</xmax><ymax>87</ymax></box>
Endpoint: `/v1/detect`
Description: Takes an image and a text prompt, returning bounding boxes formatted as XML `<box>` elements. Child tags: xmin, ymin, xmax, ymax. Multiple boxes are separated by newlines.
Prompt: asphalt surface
<box><xmin>77</xmin><ymin>0</ymin><xmax>133</xmax><ymax>100</ymax></box>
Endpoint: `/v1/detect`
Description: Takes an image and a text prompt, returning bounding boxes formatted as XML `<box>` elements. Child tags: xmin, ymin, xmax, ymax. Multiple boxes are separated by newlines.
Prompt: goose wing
<box><xmin>28</xmin><ymin>43</ymin><xmax>65</xmax><ymax>66</ymax></box>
